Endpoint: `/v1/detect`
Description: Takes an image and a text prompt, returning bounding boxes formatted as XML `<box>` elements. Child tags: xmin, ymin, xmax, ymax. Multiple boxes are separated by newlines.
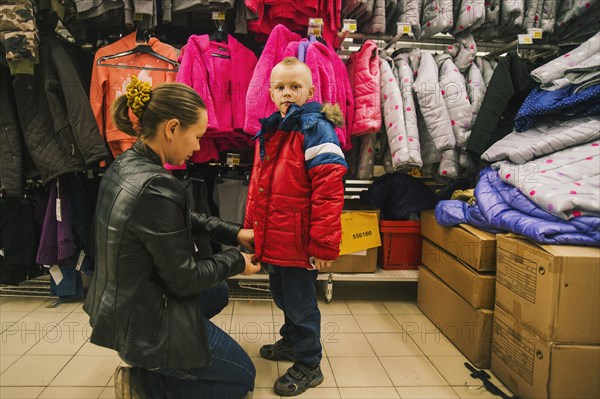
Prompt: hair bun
<box><xmin>125</xmin><ymin>76</ymin><xmax>152</xmax><ymax>118</ymax></box>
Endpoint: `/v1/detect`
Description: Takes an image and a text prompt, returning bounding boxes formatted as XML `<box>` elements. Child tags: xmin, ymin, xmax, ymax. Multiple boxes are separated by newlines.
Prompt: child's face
<box><xmin>269</xmin><ymin>64</ymin><xmax>315</xmax><ymax>117</ymax></box>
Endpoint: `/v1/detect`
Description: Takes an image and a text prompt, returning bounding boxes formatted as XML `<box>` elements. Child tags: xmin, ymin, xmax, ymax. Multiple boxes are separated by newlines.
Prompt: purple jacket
<box><xmin>36</xmin><ymin>176</ymin><xmax>74</xmax><ymax>265</ymax></box>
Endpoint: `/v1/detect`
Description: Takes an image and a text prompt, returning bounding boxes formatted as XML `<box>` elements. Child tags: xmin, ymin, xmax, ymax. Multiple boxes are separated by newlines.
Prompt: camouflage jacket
<box><xmin>0</xmin><ymin>0</ymin><xmax>38</xmax><ymax>75</ymax></box>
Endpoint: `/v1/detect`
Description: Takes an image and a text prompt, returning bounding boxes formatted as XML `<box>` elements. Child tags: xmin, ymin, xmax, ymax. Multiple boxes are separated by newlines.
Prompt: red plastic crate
<box><xmin>378</xmin><ymin>220</ymin><xmax>422</xmax><ymax>270</ymax></box>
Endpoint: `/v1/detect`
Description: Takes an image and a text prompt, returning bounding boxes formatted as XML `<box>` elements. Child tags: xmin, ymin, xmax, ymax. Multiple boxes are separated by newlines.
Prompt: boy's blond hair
<box><xmin>271</xmin><ymin>57</ymin><xmax>313</xmax><ymax>86</ymax></box>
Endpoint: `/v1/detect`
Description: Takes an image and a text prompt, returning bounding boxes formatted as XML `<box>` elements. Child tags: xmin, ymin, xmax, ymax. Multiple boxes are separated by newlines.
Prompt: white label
<box><xmin>0</xmin><ymin>249</ymin><xmax>4</xmax><ymax>257</ymax></box>
<box><xmin>194</xmin><ymin>243</ymin><xmax>199</xmax><ymax>253</ymax></box>
<box><xmin>308</xmin><ymin>26</ymin><xmax>322</xmax><ymax>36</ymax></box>
<box><xmin>343</xmin><ymin>19</ymin><xmax>357</xmax><ymax>32</ymax></box>
<box><xmin>226</xmin><ymin>152</ymin><xmax>240</xmax><ymax>167</ymax></box>
<box><xmin>397</xmin><ymin>23</ymin><xmax>412</xmax><ymax>34</ymax></box>
<box><xmin>49</xmin><ymin>265</ymin><xmax>64</xmax><ymax>285</ymax></box>
<box><xmin>518</xmin><ymin>34</ymin><xmax>533</xmax><ymax>44</ymax></box>
<box><xmin>348</xmin><ymin>250</ymin><xmax>368</xmax><ymax>256</ymax></box>
<box><xmin>56</xmin><ymin>198</ymin><xmax>62</xmax><ymax>222</ymax></box>
<box><xmin>309</xmin><ymin>18</ymin><xmax>324</xmax><ymax>26</ymax></box>
<box><xmin>76</xmin><ymin>250</ymin><xmax>86</xmax><ymax>271</ymax></box>
<box><xmin>528</xmin><ymin>28</ymin><xmax>543</xmax><ymax>39</ymax></box>
<box><xmin>212</xmin><ymin>12</ymin><xmax>226</xmax><ymax>20</ymax></box>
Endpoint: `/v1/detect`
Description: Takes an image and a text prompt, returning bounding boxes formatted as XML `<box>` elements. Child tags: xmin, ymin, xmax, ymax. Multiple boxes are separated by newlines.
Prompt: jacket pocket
<box><xmin>294</xmin><ymin>212</ymin><xmax>305</xmax><ymax>254</ymax></box>
<box><xmin>126</xmin><ymin>280</ymin><xmax>165</xmax><ymax>348</ymax></box>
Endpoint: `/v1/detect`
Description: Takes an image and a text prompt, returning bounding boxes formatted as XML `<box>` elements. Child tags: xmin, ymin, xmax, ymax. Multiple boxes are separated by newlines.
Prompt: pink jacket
<box><xmin>283</xmin><ymin>40</ymin><xmax>354</xmax><ymax>150</ymax></box>
<box><xmin>244</xmin><ymin>24</ymin><xmax>301</xmax><ymax>135</ymax></box>
<box><xmin>347</xmin><ymin>40</ymin><xmax>382</xmax><ymax>136</ymax></box>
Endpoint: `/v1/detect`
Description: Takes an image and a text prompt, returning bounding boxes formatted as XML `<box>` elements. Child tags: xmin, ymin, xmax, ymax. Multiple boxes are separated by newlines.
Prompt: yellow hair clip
<box><xmin>125</xmin><ymin>76</ymin><xmax>152</xmax><ymax>118</ymax></box>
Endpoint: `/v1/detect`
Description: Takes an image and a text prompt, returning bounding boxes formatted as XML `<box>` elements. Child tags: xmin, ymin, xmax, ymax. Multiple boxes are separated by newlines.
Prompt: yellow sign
<box><xmin>339</xmin><ymin>211</ymin><xmax>381</xmax><ymax>255</ymax></box>
<box><xmin>212</xmin><ymin>12</ymin><xmax>226</xmax><ymax>20</ymax></box>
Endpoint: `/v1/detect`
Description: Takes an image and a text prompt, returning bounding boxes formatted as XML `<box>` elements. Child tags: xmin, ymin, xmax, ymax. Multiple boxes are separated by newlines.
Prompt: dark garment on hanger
<box><xmin>0</xmin><ymin>198</ymin><xmax>37</xmax><ymax>285</ymax></box>
<box><xmin>360</xmin><ymin>173</ymin><xmax>440</xmax><ymax>220</ymax></box>
<box><xmin>467</xmin><ymin>52</ymin><xmax>536</xmax><ymax>157</ymax></box>
<box><xmin>0</xmin><ymin>66</ymin><xmax>24</xmax><ymax>197</ymax></box>
<box><xmin>49</xmin><ymin>260</ymin><xmax>85</xmax><ymax>299</ymax></box>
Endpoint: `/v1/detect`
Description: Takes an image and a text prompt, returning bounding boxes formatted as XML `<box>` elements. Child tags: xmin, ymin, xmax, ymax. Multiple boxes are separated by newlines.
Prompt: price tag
<box><xmin>309</xmin><ymin>18</ymin><xmax>324</xmax><ymax>26</ymax></box>
<box><xmin>212</xmin><ymin>12</ymin><xmax>226</xmax><ymax>20</ymax></box>
<box><xmin>308</xmin><ymin>26</ymin><xmax>322</xmax><ymax>36</ymax></box>
<box><xmin>528</xmin><ymin>28</ymin><xmax>543</xmax><ymax>39</ymax></box>
<box><xmin>226</xmin><ymin>152</ymin><xmax>240</xmax><ymax>167</ymax></box>
<box><xmin>518</xmin><ymin>34</ymin><xmax>533</xmax><ymax>45</ymax></box>
<box><xmin>397</xmin><ymin>23</ymin><xmax>412</xmax><ymax>34</ymax></box>
<box><xmin>133</xmin><ymin>13</ymin><xmax>144</xmax><ymax>22</ymax></box>
<box><xmin>56</xmin><ymin>198</ymin><xmax>62</xmax><ymax>222</ymax></box>
<box><xmin>343</xmin><ymin>19</ymin><xmax>357</xmax><ymax>32</ymax></box>
<box><xmin>76</xmin><ymin>250</ymin><xmax>86</xmax><ymax>271</ymax></box>
<box><xmin>49</xmin><ymin>265</ymin><xmax>63</xmax><ymax>285</ymax></box>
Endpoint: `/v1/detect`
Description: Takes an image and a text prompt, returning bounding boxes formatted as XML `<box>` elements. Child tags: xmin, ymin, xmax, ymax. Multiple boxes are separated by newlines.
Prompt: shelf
<box><xmin>229</xmin><ymin>267</ymin><xmax>419</xmax><ymax>282</ymax></box>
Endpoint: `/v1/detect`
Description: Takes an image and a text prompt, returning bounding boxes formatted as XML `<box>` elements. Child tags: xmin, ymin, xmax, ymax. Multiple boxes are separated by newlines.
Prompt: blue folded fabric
<box><xmin>515</xmin><ymin>84</ymin><xmax>600</xmax><ymax>132</ymax></box>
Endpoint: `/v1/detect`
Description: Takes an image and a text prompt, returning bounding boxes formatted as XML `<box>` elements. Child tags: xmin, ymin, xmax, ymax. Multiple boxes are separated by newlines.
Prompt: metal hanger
<box><xmin>96</xmin><ymin>29</ymin><xmax>179</xmax><ymax>72</ymax></box>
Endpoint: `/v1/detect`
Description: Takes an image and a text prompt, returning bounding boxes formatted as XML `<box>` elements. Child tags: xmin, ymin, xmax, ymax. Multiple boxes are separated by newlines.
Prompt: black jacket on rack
<box><xmin>466</xmin><ymin>52</ymin><xmax>537</xmax><ymax>158</ymax></box>
<box><xmin>2</xmin><ymin>34</ymin><xmax>108</xmax><ymax>189</ymax></box>
<box><xmin>84</xmin><ymin>141</ymin><xmax>245</xmax><ymax>369</ymax></box>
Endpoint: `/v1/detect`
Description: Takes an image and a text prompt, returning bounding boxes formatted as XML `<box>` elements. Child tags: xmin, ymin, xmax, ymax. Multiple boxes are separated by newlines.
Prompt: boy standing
<box><xmin>244</xmin><ymin>57</ymin><xmax>347</xmax><ymax>396</ymax></box>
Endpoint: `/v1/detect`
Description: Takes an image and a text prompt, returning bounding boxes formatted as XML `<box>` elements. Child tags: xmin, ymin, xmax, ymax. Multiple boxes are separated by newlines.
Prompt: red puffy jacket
<box><xmin>244</xmin><ymin>102</ymin><xmax>347</xmax><ymax>268</ymax></box>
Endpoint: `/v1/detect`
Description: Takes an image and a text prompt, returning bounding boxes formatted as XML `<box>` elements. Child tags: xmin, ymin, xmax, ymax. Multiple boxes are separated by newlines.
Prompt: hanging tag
<box><xmin>343</xmin><ymin>19</ymin><xmax>357</xmax><ymax>32</ymax></box>
<box><xmin>49</xmin><ymin>265</ymin><xmax>64</xmax><ymax>285</ymax></box>
<box><xmin>76</xmin><ymin>250</ymin><xmax>86</xmax><ymax>271</ymax></box>
<box><xmin>309</xmin><ymin>18</ymin><xmax>324</xmax><ymax>26</ymax></box>
<box><xmin>528</xmin><ymin>28</ymin><xmax>543</xmax><ymax>39</ymax></box>
<box><xmin>0</xmin><ymin>249</ymin><xmax>4</xmax><ymax>257</ymax></box>
<box><xmin>194</xmin><ymin>242</ymin><xmax>199</xmax><ymax>253</ymax></box>
<box><xmin>212</xmin><ymin>12</ymin><xmax>226</xmax><ymax>20</ymax></box>
<box><xmin>308</xmin><ymin>26</ymin><xmax>322</xmax><ymax>36</ymax></box>
<box><xmin>56</xmin><ymin>198</ymin><xmax>62</xmax><ymax>222</ymax></box>
<box><xmin>518</xmin><ymin>34</ymin><xmax>533</xmax><ymax>45</ymax></box>
<box><xmin>226</xmin><ymin>153</ymin><xmax>240</xmax><ymax>167</ymax></box>
<box><xmin>133</xmin><ymin>13</ymin><xmax>144</xmax><ymax>22</ymax></box>
<box><xmin>397</xmin><ymin>23</ymin><xmax>412</xmax><ymax>35</ymax></box>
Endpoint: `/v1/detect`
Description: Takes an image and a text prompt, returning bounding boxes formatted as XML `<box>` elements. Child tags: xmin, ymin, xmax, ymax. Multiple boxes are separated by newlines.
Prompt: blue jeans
<box><xmin>268</xmin><ymin>264</ymin><xmax>322</xmax><ymax>366</ymax></box>
<box><xmin>144</xmin><ymin>282</ymin><xmax>256</xmax><ymax>399</ymax></box>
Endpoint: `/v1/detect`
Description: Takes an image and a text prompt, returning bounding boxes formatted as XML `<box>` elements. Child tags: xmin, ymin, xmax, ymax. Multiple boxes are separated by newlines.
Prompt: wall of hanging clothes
<box><xmin>1</xmin><ymin>0</ymin><xmax>598</xmax><ymax>293</ymax></box>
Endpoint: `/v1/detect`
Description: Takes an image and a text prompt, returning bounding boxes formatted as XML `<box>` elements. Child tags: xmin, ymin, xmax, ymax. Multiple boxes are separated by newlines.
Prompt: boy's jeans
<box><xmin>143</xmin><ymin>282</ymin><xmax>256</xmax><ymax>399</ymax></box>
<box><xmin>268</xmin><ymin>264</ymin><xmax>322</xmax><ymax>366</ymax></box>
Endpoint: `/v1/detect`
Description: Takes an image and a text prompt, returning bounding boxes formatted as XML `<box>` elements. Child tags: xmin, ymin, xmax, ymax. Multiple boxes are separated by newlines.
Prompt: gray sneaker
<box><xmin>114</xmin><ymin>366</ymin><xmax>150</xmax><ymax>399</ymax></box>
<box><xmin>274</xmin><ymin>362</ymin><xmax>324</xmax><ymax>396</ymax></box>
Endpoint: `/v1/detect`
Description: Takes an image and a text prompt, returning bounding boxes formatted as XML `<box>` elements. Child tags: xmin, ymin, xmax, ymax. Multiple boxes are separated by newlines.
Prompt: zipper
<box><xmin>162</xmin><ymin>293</ymin><xmax>168</xmax><ymax>308</ymax></box>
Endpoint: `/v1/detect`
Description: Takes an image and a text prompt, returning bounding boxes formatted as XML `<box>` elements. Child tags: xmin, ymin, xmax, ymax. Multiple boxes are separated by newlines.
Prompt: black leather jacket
<box><xmin>83</xmin><ymin>140</ymin><xmax>245</xmax><ymax>369</ymax></box>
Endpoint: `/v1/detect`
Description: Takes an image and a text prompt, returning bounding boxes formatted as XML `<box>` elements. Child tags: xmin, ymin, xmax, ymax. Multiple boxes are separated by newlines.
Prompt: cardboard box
<box><xmin>496</xmin><ymin>235</ymin><xmax>600</xmax><ymax>344</ymax></box>
<box><xmin>421</xmin><ymin>239</ymin><xmax>496</xmax><ymax>309</ymax></box>
<box><xmin>418</xmin><ymin>266</ymin><xmax>494</xmax><ymax>368</ymax></box>
<box><xmin>420</xmin><ymin>210</ymin><xmax>496</xmax><ymax>271</ymax></box>
<box><xmin>322</xmin><ymin>247</ymin><xmax>377</xmax><ymax>273</ymax></box>
<box><xmin>492</xmin><ymin>305</ymin><xmax>600</xmax><ymax>399</ymax></box>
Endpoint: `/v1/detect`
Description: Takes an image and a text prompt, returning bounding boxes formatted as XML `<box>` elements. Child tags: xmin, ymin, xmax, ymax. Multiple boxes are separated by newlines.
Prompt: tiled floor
<box><xmin>0</xmin><ymin>282</ymin><xmax>515</xmax><ymax>399</ymax></box>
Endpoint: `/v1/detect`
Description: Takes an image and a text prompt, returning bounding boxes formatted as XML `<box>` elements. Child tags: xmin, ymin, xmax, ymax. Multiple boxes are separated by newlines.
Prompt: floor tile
<box><xmin>55</xmin><ymin>311</ymin><xmax>92</xmax><ymax>332</ymax></box>
<box><xmin>323</xmin><ymin>333</ymin><xmax>376</xmax><ymax>357</ymax></box>
<box><xmin>230</xmin><ymin>314</ymin><xmax>275</xmax><ymax>336</ymax></box>
<box><xmin>381</xmin><ymin>300</ymin><xmax>422</xmax><ymax>315</ymax></box>
<box><xmin>50</xmin><ymin>355</ymin><xmax>121</xmax><ymax>386</ymax></box>
<box><xmin>355</xmin><ymin>314</ymin><xmax>403</xmax><ymax>333</ymax></box>
<box><xmin>321</xmin><ymin>315</ymin><xmax>362</xmax><ymax>335</ymax></box>
<box><xmin>35</xmin><ymin>299</ymin><xmax>83</xmax><ymax>313</ymax></box>
<box><xmin>292</xmin><ymin>387</ymin><xmax>340</xmax><ymax>398</ymax></box>
<box><xmin>26</xmin><ymin>328</ymin><xmax>87</xmax><ymax>356</ymax></box>
<box><xmin>339</xmin><ymin>387</ymin><xmax>400</xmax><ymax>398</ymax></box>
<box><xmin>329</xmin><ymin>357</ymin><xmax>392</xmax><ymax>387</ymax></box>
<box><xmin>346</xmin><ymin>300</ymin><xmax>390</xmax><ymax>315</ymax></box>
<box><xmin>232</xmin><ymin>332</ymin><xmax>276</xmax><ymax>358</ymax></box>
<box><xmin>0</xmin><ymin>355</ymin><xmax>71</xmax><ymax>386</ymax></box>
<box><xmin>394</xmin><ymin>315</ymin><xmax>462</xmax><ymax>356</ymax></box>
<box><xmin>451</xmin><ymin>385</ymin><xmax>514</xmax><ymax>398</ymax></box>
<box><xmin>220</xmin><ymin>301</ymin><xmax>234</xmax><ymax>315</ymax></box>
<box><xmin>0</xmin><ymin>298</ymin><xmax>46</xmax><ymax>312</ymax></box>
<box><xmin>38</xmin><ymin>386</ymin><xmax>104</xmax><ymax>398</ymax></box>
<box><xmin>76</xmin><ymin>340</ymin><xmax>119</xmax><ymax>356</ymax></box>
<box><xmin>253</xmin><ymin>357</ymin><xmax>279</xmax><ymax>388</ymax></box>
<box><xmin>365</xmin><ymin>333</ymin><xmax>423</xmax><ymax>357</ymax></box>
<box><xmin>428</xmin><ymin>356</ymin><xmax>503</xmax><ymax>386</ymax></box>
<box><xmin>209</xmin><ymin>314</ymin><xmax>232</xmax><ymax>332</ymax></box>
<box><xmin>318</xmin><ymin>300</ymin><xmax>351</xmax><ymax>315</ymax></box>
<box><xmin>0</xmin><ymin>386</ymin><xmax>45</xmax><ymax>399</ymax></box>
<box><xmin>72</xmin><ymin>303</ymin><xmax>87</xmax><ymax>313</ymax></box>
<box><xmin>0</xmin><ymin>355</ymin><xmax>20</xmax><ymax>374</ymax></box>
<box><xmin>379</xmin><ymin>357</ymin><xmax>447</xmax><ymax>387</ymax></box>
<box><xmin>252</xmin><ymin>387</ymin><xmax>280</xmax><ymax>398</ymax></box>
<box><xmin>0</xmin><ymin>325</ymin><xmax>44</xmax><ymax>355</ymax></box>
<box><xmin>15</xmin><ymin>311</ymin><xmax>70</xmax><ymax>335</ymax></box>
<box><xmin>99</xmin><ymin>387</ymin><xmax>116</xmax><ymax>399</ymax></box>
<box><xmin>0</xmin><ymin>311</ymin><xmax>29</xmax><ymax>332</ymax></box>
<box><xmin>396</xmin><ymin>386</ymin><xmax>459</xmax><ymax>398</ymax></box>
<box><xmin>234</xmin><ymin>300</ymin><xmax>273</xmax><ymax>315</ymax></box>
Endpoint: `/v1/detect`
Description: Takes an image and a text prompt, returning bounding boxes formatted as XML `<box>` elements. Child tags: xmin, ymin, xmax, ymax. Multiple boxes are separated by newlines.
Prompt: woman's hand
<box><xmin>237</xmin><ymin>229</ymin><xmax>255</xmax><ymax>252</ymax></box>
<box><xmin>241</xmin><ymin>253</ymin><xmax>262</xmax><ymax>276</ymax></box>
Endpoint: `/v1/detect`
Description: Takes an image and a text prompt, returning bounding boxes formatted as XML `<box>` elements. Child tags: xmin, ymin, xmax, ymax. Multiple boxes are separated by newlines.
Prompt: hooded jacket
<box><xmin>243</xmin><ymin>102</ymin><xmax>347</xmax><ymax>268</ymax></box>
<box><xmin>84</xmin><ymin>140</ymin><xmax>245</xmax><ymax>369</ymax></box>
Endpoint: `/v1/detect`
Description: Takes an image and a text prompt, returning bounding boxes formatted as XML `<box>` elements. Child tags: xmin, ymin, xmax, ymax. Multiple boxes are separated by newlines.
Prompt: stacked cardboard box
<box><xmin>417</xmin><ymin>211</ymin><xmax>497</xmax><ymax>368</ymax></box>
<box><xmin>491</xmin><ymin>235</ymin><xmax>600</xmax><ymax>399</ymax></box>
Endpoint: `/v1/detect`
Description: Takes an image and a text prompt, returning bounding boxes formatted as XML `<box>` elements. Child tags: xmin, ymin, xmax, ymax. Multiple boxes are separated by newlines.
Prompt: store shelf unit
<box><xmin>228</xmin><ymin>267</ymin><xmax>419</xmax><ymax>303</ymax></box>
